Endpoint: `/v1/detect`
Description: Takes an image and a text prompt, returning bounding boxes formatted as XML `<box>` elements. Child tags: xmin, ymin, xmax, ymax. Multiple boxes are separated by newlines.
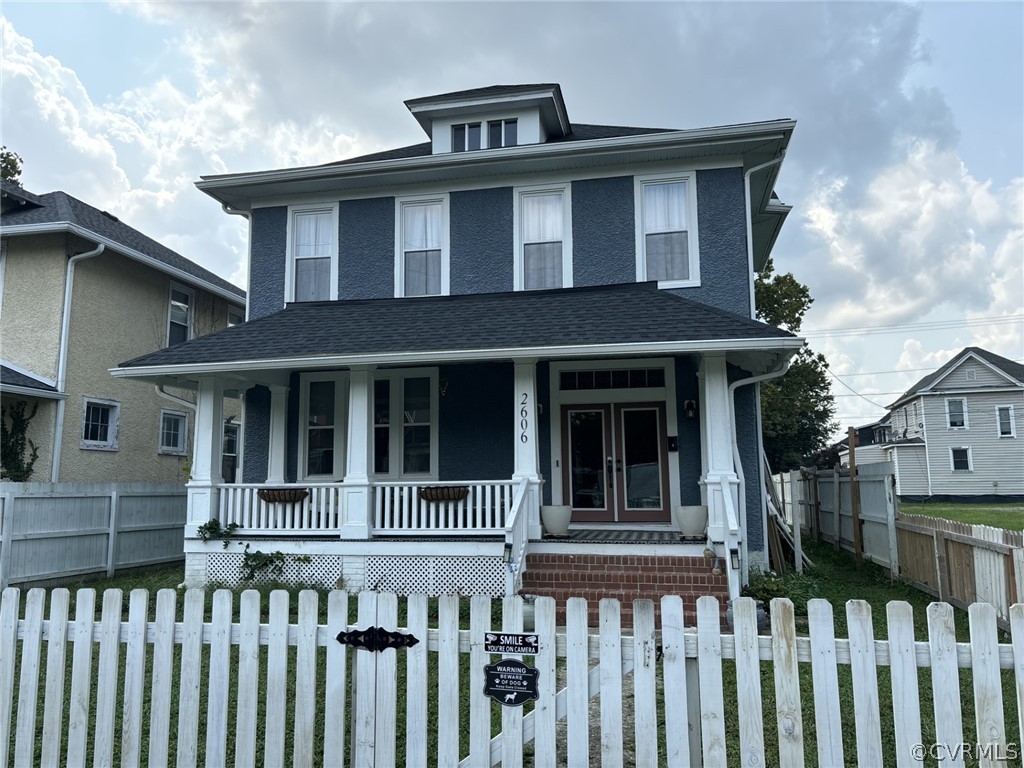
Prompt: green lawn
<box><xmin>898</xmin><ymin>500</ymin><xmax>1024</xmax><ymax>530</ymax></box>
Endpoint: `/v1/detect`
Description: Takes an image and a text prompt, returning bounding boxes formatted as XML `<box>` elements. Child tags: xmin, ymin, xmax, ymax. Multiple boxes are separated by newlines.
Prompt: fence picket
<box><xmin>121</xmin><ymin>589</ymin><xmax>149</xmax><ymax>768</ymax></box>
<box><xmin>846</xmin><ymin>600</ymin><xmax>883</xmax><ymax>766</ymax></box>
<box><xmin>265</xmin><ymin>590</ymin><xmax>290</xmax><ymax>768</ymax></box>
<box><xmin>632</xmin><ymin>600</ymin><xmax>659</xmax><ymax>767</ymax></box>
<box><xmin>886</xmin><ymin>601</ymin><xmax>922</xmax><ymax>768</ymax></box>
<box><xmin>14</xmin><ymin>588</ymin><xmax>44</xmax><ymax>768</ymax></box>
<box><xmin>468</xmin><ymin>594</ymin><xmax>492</xmax><ymax>766</ymax></box>
<box><xmin>66</xmin><ymin>589</ymin><xmax>95</xmax><ymax>767</ymax></box>
<box><xmin>206</xmin><ymin>590</ymin><xmax>232</xmax><ymax>768</ymax></box>
<box><xmin>374</xmin><ymin>592</ymin><xmax>398</xmax><ymax>768</ymax></box>
<box><xmin>234</xmin><ymin>591</ymin><xmax>260</xmax><ymax>768</ymax></box>
<box><xmin>293</xmin><ymin>592</ymin><xmax>319</xmax><ymax>768</ymax></box>
<box><xmin>94</xmin><ymin>589</ymin><xmax>123</xmax><ymax>768</ymax></box>
<box><xmin>696</xmin><ymin>596</ymin><xmax>727</xmax><ymax>765</ymax></box>
<box><xmin>534</xmin><ymin>596</ymin><xmax>558</xmax><ymax>768</ymax></box>
<box><xmin>732</xmin><ymin>597</ymin><xmax>765</xmax><ymax>768</ymax></box>
<box><xmin>323</xmin><ymin>591</ymin><xmax>349</xmax><ymax>768</ymax></box>
<box><xmin>770</xmin><ymin>597</ymin><xmax>804</xmax><ymax>768</ymax></box>
<box><xmin>406</xmin><ymin>594</ymin><xmax>429</xmax><ymax>768</ymax></box>
<box><xmin>969</xmin><ymin>603</ymin><xmax>1007</xmax><ymax>766</ymax></box>
<box><xmin>1011</xmin><ymin>605</ymin><xmax>1024</xmax><ymax>750</ymax></box>
<box><xmin>176</xmin><ymin>589</ymin><xmax>204</xmax><ymax>768</ymax></box>
<box><xmin>437</xmin><ymin>594</ymin><xmax>460</xmax><ymax>767</ymax></box>
<box><xmin>40</xmin><ymin>589</ymin><xmax>69</xmax><ymax>768</ymax></box>
<box><xmin>502</xmin><ymin>595</ymin><xmax>525</xmax><ymax>767</ymax></box>
<box><xmin>928</xmin><ymin>602</ymin><xmax>965</xmax><ymax>767</ymax></box>
<box><xmin>566</xmin><ymin>598</ymin><xmax>590</xmax><ymax>766</ymax></box>
<box><xmin>659</xmin><ymin>596</ymin><xmax>690</xmax><ymax>768</ymax></box>
<box><xmin>807</xmin><ymin>599</ymin><xmax>844</xmax><ymax>766</ymax></box>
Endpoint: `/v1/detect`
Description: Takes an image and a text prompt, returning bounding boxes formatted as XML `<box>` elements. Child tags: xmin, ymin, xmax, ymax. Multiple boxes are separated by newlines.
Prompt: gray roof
<box><xmin>404</xmin><ymin>84</ymin><xmax>561</xmax><ymax>106</ymax></box>
<box><xmin>892</xmin><ymin>346</ymin><xmax>1024</xmax><ymax>405</ymax></box>
<box><xmin>0</xmin><ymin>364</ymin><xmax>58</xmax><ymax>394</ymax></box>
<box><xmin>119</xmin><ymin>281</ymin><xmax>797</xmax><ymax>370</ymax></box>
<box><xmin>1</xmin><ymin>179</ymin><xmax>45</xmax><ymax>208</ymax></box>
<box><xmin>0</xmin><ymin>185</ymin><xmax>245</xmax><ymax>302</ymax></box>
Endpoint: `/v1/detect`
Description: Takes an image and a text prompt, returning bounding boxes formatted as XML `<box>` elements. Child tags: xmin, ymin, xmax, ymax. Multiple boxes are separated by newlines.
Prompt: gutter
<box><xmin>744</xmin><ymin>151</ymin><xmax>786</xmax><ymax>317</ymax></box>
<box><xmin>221</xmin><ymin>204</ymin><xmax>252</xmax><ymax>321</ymax></box>
<box><xmin>154</xmin><ymin>385</ymin><xmax>197</xmax><ymax>413</ymax></box>
<box><xmin>51</xmin><ymin>242</ymin><xmax>105</xmax><ymax>481</ymax></box>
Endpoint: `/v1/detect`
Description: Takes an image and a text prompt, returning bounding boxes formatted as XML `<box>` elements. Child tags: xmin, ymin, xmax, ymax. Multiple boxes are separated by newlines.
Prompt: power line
<box><xmin>802</xmin><ymin>313</ymin><xmax>1024</xmax><ymax>338</ymax></box>
<box><xmin>825</xmin><ymin>369</ymin><xmax>889</xmax><ymax>409</ymax></box>
<box><xmin>831</xmin><ymin>361</ymin><xmax>1024</xmax><ymax>378</ymax></box>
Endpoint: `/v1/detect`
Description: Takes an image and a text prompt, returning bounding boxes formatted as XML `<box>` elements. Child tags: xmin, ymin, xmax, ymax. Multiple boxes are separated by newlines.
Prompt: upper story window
<box><xmin>396</xmin><ymin>196</ymin><xmax>449</xmax><ymax>297</ymax></box>
<box><xmin>488</xmin><ymin>119</ymin><xmax>517</xmax><ymax>149</ymax></box>
<box><xmin>946</xmin><ymin>398</ymin><xmax>967</xmax><ymax>429</ymax></box>
<box><xmin>288</xmin><ymin>204</ymin><xmax>338</xmax><ymax>302</ymax></box>
<box><xmin>452</xmin><ymin>123</ymin><xmax>482</xmax><ymax>153</ymax></box>
<box><xmin>997</xmin><ymin>405</ymin><xmax>1016</xmax><ymax>438</ymax></box>
<box><xmin>227</xmin><ymin>307</ymin><xmax>244</xmax><ymax>327</ymax></box>
<box><xmin>950</xmin><ymin>446</ymin><xmax>972</xmax><ymax>472</ymax></box>
<box><xmin>635</xmin><ymin>172</ymin><xmax>700</xmax><ymax>288</ymax></box>
<box><xmin>514</xmin><ymin>184</ymin><xmax>572</xmax><ymax>291</ymax></box>
<box><xmin>167</xmin><ymin>284</ymin><xmax>193</xmax><ymax>346</ymax></box>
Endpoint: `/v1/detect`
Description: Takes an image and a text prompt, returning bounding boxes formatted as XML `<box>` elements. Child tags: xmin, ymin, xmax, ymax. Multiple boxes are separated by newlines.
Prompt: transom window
<box><xmin>635</xmin><ymin>173</ymin><xmax>700</xmax><ymax>287</ymax></box>
<box><xmin>950</xmin><ymin>447</ymin><xmax>972</xmax><ymax>472</ymax></box>
<box><xmin>372</xmin><ymin>370</ymin><xmax>438</xmax><ymax>478</ymax></box>
<box><xmin>946</xmin><ymin>398</ymin><xmax>967</xmax><ymax>429</ymax></box>
<box><xmin>159</xmin><ymin>410</ymin><xmax>188</xmax><ymax>455</ymax></box>
<box><xmin>396</xmin><ymin>197</ymin><xmax>449</xmax><ymax>297</ymax></box>
<box><xmin>997</xmin><ymin>405</ymin><xmax>1015</xmax><ymax>438</ymax></box>
<box><xmin>487</xmin><ymin>119</ymin><xmax>517</xmax><ymax>149</ymax></box>
<box><xmin>81</xmin><ymin>398</ymin><xmax>119</xmax><ymax>451</ymax></box>
<box><xmin>515</xmin><ymin>185</ymin><xmax>572</xmax><ymax>291</ymax></box>
<box><xmin>289</xmin><ymin>205</ymin><xmax>338</xmax><ymax>303</ymax></box>
<box><xmin>560</xmin><ymin>368</ymin><xmax>666</xmax><ymax>391</ymax></box>
<box><xmin>167</xmin><ymin>284</ymin><xmax>193</xmax><ymax>346</ymax></box>
<box><xmin>452</xmin><ymin>123</ymin><xmax>481</xmax><ymax>152</ymax></box>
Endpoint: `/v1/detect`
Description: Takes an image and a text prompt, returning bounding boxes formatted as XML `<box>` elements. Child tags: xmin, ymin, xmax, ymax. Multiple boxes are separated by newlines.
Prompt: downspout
<box><xmin>744</xmin><ymin>151</ymin><xmax>786</xmax><ymax>318</ymax></box>
<box><xmin>221</xmin><ymin>204</ymin><xmax>251</xmax><ymax>321</ymax></box>
<box><xmin>51</xmin><ymin>242</ymin><xmax>105</xmax><ymax>481</ymax></box>
<box><xmin>728</xmin><ymin>355</ymin><xmax>792</xmax><ymax>584</ymax></box>
<box><xmin>155</xmin><ymin>386</ymin><xmax>197</xmax><ymax>413</ymax></box>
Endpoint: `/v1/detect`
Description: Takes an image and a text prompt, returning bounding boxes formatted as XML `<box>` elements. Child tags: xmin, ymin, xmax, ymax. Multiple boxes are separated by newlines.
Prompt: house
<box><xmin>883</xmin><ymin>347</ymin><xmax>1023</xmax><ymax>500</ymax></box>
<box><xmin>0</xmin><ymin>179</ymin><xmax>245</xmax><ymax>484</ymax></box>
<box><xmin>837</xmin><ymin>413</ymin><xmax>891</xmax><ymax>467</ymax></box>
<box><xmin>112</xmin><ymin>84</ymin><xmax>804</xmax><ymax>609</ymax></box>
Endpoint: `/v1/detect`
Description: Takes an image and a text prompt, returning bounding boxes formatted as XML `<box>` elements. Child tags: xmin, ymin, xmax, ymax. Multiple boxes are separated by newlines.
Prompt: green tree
<box><xmin>1</xmin><ymin>400</ymin><xmax>40</xmax><ymax>481</ymax></box>
<box><xmin>0</xmin><ymin>147</ymin><xmax>23</xmax><ymax>182</ymax></box>
<box><xmin>755</xmin><ymin>259</ymin><xmax>837</xmax><ymax>472</ymax></box>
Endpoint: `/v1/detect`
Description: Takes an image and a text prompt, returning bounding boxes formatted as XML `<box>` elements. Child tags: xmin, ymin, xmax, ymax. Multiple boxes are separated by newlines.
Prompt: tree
<box><xmin>1</xmin><ymin>400</ymin><xmax>40</xmax><ymax>481</ymax></box>
<box><xmin>755</xmin><ymin>259</ymin><xmax>837</xmax><ymax>472</ymax></box>
<box><xmin>1</xmin><ymin>146</ymin><xmax>23</xmax><ymax>182</ymax></box>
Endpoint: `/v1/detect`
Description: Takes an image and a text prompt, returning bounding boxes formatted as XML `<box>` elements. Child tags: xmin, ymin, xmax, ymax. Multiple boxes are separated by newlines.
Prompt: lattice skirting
<box><xmin>206</xmin><ymin>552</ymin><xmax>347</xmax><ymax>589</ymax></box>
<box><xmin>365</xmin><ymin>555</ymin><xmax>505</xmax><ymax>597</ymax></box>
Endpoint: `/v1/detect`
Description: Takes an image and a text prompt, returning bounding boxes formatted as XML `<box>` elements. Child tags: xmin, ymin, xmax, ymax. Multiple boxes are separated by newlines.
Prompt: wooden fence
<box><xmin>0</xmin><ymin>482</ymin><xmax>186</xmax><ymax>589</ymax></box>
<box><xmin>3</xmin><ymin>587</ymin><xmax>1024</xmax><ymax>767</ymax></box>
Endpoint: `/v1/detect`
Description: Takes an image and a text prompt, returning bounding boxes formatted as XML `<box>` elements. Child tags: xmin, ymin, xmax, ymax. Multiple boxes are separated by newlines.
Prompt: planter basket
<box><xmin>418</xmin><ymin>486</ymin><xmax>469</xmax><ymax>503</ymax></box>
<box><xmin>257</xmin><ymin>488</ymin><xmax>309</xmax><ymax>504</ymax></box>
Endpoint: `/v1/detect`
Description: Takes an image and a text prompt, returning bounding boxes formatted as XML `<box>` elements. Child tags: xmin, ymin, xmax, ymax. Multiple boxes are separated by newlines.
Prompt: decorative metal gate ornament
<box><xmin>335</xmin><ymin>626</ymin><xmax>419</xmax><ymax>652</ymax></box>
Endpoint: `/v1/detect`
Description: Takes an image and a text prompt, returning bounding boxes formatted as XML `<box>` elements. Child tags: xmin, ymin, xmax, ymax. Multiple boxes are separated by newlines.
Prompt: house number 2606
<box><xmin>520</xmin><ymin>393</ymin><xmax>529</xmax><ymax>443</ymax></box>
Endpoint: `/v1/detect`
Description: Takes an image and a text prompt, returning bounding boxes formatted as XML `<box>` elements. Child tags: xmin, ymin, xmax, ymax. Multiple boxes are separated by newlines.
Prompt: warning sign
<box><xmin>483</xmin><ymin>659</ymin><xmax>539</xmax><ymax>707</ymax></box>
<box><xmin>483</xmin><ymin>632</ymin><xmax>539</xmax><ymax>655</ymax></box>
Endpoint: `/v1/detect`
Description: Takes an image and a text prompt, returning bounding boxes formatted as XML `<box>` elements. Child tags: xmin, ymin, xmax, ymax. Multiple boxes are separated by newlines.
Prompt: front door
<box><xmin>562</xmin><ymin>402</ymin><xmax>671</xmax><ymax>523</ymax></box>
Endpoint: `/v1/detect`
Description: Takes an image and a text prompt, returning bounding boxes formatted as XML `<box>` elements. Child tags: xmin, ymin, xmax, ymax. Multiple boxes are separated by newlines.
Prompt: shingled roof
<box><xmin>0</xmin><ymin>364</ymin><xmax>60</xmax><ymax>396</ymax></box>
<box><xmin>118</xmin><ymin>282</ymin><xmax>798</xmax><ymax>372</ymax></box>
<box><xmin>890</xmin><ymin>346</ymin><xmax>1024</xmax><ymax>407</ymax></box>
<box><xmin>0</xmin><ymin>185</ymin><xmax>244</xmax><ymax>302</ymax></box>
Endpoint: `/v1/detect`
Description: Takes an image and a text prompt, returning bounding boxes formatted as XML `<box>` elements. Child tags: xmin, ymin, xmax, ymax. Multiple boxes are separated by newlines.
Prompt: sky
<box><xmin>2</xmin><ymin>1</ymin><xmax>1022</xmax><ymax>440</ymax></box>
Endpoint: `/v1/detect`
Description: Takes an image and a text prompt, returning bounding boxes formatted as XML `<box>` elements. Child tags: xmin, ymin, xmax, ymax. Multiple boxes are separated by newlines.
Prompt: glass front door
<box><xmin>562</xmin><ymin>402</ymin><xmax>670</xmax><ymax>523</ymax></box>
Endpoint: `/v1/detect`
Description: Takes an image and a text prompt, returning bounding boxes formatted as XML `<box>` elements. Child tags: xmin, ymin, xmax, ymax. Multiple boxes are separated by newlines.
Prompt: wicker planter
<box><xmin>257</xmin><ymin>488</ymin><xmax>309</xmax><ymax>504</ymax></box>
<box><xmin>418</xmin><ymin>485</ymin><xmax>469</xmax><ymax>503</ymax></box>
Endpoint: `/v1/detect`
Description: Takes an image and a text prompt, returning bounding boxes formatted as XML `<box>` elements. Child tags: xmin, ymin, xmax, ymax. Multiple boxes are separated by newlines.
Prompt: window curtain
<box><xmin>523</xmin><ymin>193</ymin><xmax>563</xmax><ymax>289</ymax></box>
<box><xmin>403</xmin><ymin>203</ymin><xmax>442</xmax><ymax>295</ymax></box>
<box><xmin>644</xmin><ymin>182</ymin><xmax>688</xmax><ymax>281</ymax></box>
<box><xmin>294</xmin><ymin>211</ymin><xmax>332</xmax><ymax>301</ymax></box>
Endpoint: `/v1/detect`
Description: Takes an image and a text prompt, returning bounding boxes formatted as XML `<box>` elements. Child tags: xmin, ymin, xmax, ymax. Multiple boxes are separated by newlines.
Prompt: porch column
<box><xmin>512</xmin><ymin>359</ymin><xmax>543</xmax><ymax>539</ymax></box>
<box><xmin>341</xmin><ymin>366</ymin><xmax>373</xmax><ymax>539</ymax></box>
<box><xmin>187</xmin><ymin>376</ymin><xmax>224</xmax><ymax>527</ymax></box>
<box><xmin>699</xmin><ymin>354</ymin><xmax>741</xmax><ymax>545</ymax></box>
<box><xmin>266</xmin><ymin>385</ymin><xmax>289</xmax><ymax>484</ymax></box>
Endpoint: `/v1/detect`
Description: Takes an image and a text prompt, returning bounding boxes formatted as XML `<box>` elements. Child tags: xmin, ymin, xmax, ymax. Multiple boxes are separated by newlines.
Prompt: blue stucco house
<box><xmin>115</xmin><ymin>85</ymin><xmax>802</xmax><ymax>609</ymax></box>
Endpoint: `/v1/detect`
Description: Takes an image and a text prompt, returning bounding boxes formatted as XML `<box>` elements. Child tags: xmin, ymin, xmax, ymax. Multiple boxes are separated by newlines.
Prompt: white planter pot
<box><xmin>540</xmin><ymin>505</ymin><xmax>572</xmax><ymax>537</ymax></box>
<box><xmin>673</xmin><ymin>505</ymin><xmax>708</xmax><ymax>537</ymax></box>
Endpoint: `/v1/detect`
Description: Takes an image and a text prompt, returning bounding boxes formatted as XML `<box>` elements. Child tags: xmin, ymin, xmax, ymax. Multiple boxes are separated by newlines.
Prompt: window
<box><xmin>997</xmin><ymin>406</ymin><xmax>1016</xmax><ymax>438</ymax></box>
<box><xmin>167</xmin><ymin>284</ymin><xmax>193</xmax><ymax>346</ymax></box>
<box><xmin>288</xmin><ymin>205</ymin><xmax>338</xmax><ymax>303</ymax></box>
<box><xmin>396</xmin><ymin>196</ymin><xmax>449</xmax><ymax>297</ymax></box>
<box><xmin>372</xmin><ymin>369</ymin><xmax>438</xmax><ymax>478</ymax></box>
<box><xmin>452</xmin><ymin>123</ymin><xmax>481</xmax><ymax>152</ymax></box>
<box><xmin>487</xmin><ymin>119</ymin><xmax>517</xmax><ymax>149</ymax></box>
<box><xmin>227</xmin><ymin>308</ymin><xmax>244</xmax><ymax>327</ymax></box>
<box><xmin>81</xmin><ymin>398</ymin><xmax>119</xmax><ymax>451</ymax></box>
<box><xmin>159</xmin><ymin>410</ymin><xmax>188</xmax><ymax>455</ymax></box>
<box><xmin>635</xmin><ymin>173</ymin><xmax>700</xmax><ymax>287</ymax></box>
<box><xmin>222</xmin><ymin>421</ymin><xmax>239</xmax><ymax>483</ymax></box>
<box><xmin>514</xmin><ymin>185</ymin><xmax>572</xmax><ymax>291</ymax></box>
<box><xmin>946</xmin><ymin>398</ymin><xmax>967</xmax><ymax>429</ymax></box>
<box><xmin>950</xmin><ymin>447</ymin><xmax>972</xmax><ymax>472</ymax></box>
<box><xmin>300</xmin><ymin>374</ymin><xmax>348</xmax><ymax>479</ymax></box>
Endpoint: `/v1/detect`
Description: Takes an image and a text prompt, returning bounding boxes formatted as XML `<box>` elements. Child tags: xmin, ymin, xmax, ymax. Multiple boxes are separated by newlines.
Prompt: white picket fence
<box><xmin>3</xmin><ymin>588</ymin><xmax>1024</xmax><ymax>767</ymax></box>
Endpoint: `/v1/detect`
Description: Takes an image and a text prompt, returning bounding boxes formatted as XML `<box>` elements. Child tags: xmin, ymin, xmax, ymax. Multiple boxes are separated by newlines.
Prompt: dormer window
<box><xmin>488</xmin><ymin>119</ymin><xmax>518</xmax><ymax>148</ymax></box>
<box><xmin>452</xmin><ymin>123</ymin><xmax>481</xmax><ymax>153</ymax></box>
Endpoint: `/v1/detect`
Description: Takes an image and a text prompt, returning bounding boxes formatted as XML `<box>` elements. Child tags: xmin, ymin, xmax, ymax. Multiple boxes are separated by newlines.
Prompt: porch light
<box><xmin>730</xmin><ymin>548</ymin><xmax>740</xmax><ymax>571</ymax></box>
<box><xmin>503</xmin><ymin>542</ymin><xmax>513</xmax><ymax>563</ymax></box>
<box><xmin>684</xmin><ymin>400</ymin><xmax>697</xmax><ymax>419</ymax></box>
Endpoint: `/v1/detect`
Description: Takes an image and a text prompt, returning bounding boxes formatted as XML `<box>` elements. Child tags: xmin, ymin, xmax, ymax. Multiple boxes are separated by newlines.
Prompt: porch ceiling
<box><xmin>112</xmin><ymin>281</ymin><xmax>802</xmax><ymax>383</ymax></box>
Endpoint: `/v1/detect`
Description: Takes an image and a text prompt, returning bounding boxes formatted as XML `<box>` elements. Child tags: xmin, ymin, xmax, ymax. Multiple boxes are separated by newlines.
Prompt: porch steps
<box><xmin>520</xmin><ymin>552</ymin><xmax>730</xmax><ymax>628</ymax></box>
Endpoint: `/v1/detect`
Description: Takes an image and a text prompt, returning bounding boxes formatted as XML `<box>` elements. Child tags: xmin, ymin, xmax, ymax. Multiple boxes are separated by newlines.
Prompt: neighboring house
<box><xmin>837</xmin><ymin>413</ymin><xmax>891</xmax><ymax>467</ymax></box>
<box><xmin>0</xmin><ymin>180</ymin><xmax>245</xmax><ymax>484</ymax></box>
<box><xmin>884</xmin><ymin>347</ymin><xmax>1024</xmax><ymax>499</ymax></box>
<box><xmin>113</xmin><ymin>84</ymin><xmax>803</xmax><ymax>605</ymax></box>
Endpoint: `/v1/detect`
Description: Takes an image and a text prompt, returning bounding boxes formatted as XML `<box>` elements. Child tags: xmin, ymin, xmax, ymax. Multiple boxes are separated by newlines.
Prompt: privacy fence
<box><xmin>0</xmin><ymin>483</ymin><xmax>186</xmax><ymax>589</ymax></box>
<box><xmin>775</xmin><ymin>463</ymin><xmax>1024</xmax><ymax>631</ymax></box>
<box><xmin>3</xmin><ymin>588</ymin><xmax>1024</xmax><ymax>767</ymax></box>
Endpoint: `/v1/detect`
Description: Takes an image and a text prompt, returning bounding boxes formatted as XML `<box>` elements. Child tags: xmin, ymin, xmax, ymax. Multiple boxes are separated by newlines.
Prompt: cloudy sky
<box><xmin>2</xmin><ymin>1</ymin><xmax>1021</xmax><ymax>438</ymax></box>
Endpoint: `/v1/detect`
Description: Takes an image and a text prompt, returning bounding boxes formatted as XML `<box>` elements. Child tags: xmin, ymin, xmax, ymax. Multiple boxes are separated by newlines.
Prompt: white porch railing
<box><xmin>503</xmin><ymin>477</ymin><xmax>532</xmax><ymax>595</ymax></box>
<box><xmin>218</xmin><ymin>483</ymin><xmax>342</xmax><ymax>534</ymax></box>
<box><xmin>373</xmin><ymin>481</ymin><xmax>514</xmax><ymax>535</ymax></box>
<box><xmin>706</xmin><ymin>475</ymin><xmax>743</xmax><ymax>601</ymax></box>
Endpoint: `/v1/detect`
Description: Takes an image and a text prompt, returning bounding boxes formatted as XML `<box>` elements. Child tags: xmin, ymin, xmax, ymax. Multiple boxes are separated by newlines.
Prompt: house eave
<box><xmin>0</xmin><ymin>384</ymin><xmax>66</xmax><ymax>400</ymax></box>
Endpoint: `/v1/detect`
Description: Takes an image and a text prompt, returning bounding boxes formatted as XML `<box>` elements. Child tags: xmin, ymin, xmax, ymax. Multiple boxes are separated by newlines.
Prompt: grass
<box><xmin>898</xmin><ymin>500</ymin><xmax>1024</xmax><ymax>530</ymax></box>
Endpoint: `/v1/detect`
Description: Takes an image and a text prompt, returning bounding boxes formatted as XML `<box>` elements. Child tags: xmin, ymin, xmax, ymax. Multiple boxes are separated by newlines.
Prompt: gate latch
<box><xmin>336</xmin><ymin>626</ymin><xmax>419</xmax><ymax>652</ymax></box>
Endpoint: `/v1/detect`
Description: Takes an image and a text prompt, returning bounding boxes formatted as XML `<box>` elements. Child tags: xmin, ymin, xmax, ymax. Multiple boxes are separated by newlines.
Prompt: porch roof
<box><xmin>113</xmin><ymin>282</ymin><xmax>802</xmax><ymax>380</ymax></box>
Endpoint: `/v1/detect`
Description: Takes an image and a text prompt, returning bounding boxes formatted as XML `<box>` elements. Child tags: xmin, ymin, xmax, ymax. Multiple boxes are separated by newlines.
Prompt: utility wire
<box><xmin>826</xmin><ymin>369</ymin><xmax>890</xmax><ymax>409</ymax></box>
<box><xmin>802</xmin><ymin>313</ymin><xmax>1023</xmax><ymax>338</ymax></box>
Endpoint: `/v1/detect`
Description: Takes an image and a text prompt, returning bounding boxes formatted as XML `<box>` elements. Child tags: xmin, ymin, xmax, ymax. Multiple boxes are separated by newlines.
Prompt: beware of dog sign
<box><xmin>483</xmin><ymin>659</ymin><xmax>539</xmax><ymax>706</ymax></box>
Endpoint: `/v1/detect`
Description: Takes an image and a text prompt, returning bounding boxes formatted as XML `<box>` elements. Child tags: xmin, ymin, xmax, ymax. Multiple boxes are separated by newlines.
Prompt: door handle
<box><xmin>606</xmin><ymin>456</ymin><xmax>613</xmax><ymax>485</ymax></box>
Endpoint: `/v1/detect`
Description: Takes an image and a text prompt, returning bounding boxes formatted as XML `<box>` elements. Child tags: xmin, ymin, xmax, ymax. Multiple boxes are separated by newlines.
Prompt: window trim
<box><xmin>997</xmin><ymin>405</ymin><xmax>1016</xmax><ymax>438</ymax></box>
<box><xmin>451</xmin><ymin>122</ymin><xmax>482</xmax><ymax>153</ymax></box>
<box><xmin>513</xmin><ymin>183</ymin><xmax>573</xmax><ymax>292</ymax></box>
<box><xmin>167</xmin><ymin>282</ymin><xmax>194</xmax><ymax>347</ymax></box>
<box><xmin>81</xmin><ymin>397</ymin><xmax>120</xmax><ymax>451</ymax></box>
<box><xmin>371</xmin><ymin>368</ymin><xmax>439</xmax><ymax>481</ymax></box>
<box><xmin>486</xmin><ymin>118</ymin><xmax>518</xmax><ymax>149</ymax></box>
<box><xmin>945</xmin><ymin>397</ymin><xmax>968</xmax><ymax>430</ymax></box>
<box><xmin>158</xmin><ymin>409</ymin><xmax>188</xmax><ymax>456</ymax></box>
<box><xmin>298</xmin><ymin>372</ymin><xmax>349</xmax><ymax>481</ymax></box>
<box><xmin>393</xmin><ymin>194</ymin><xmax>450</xmax><ymax>298</ymax></box>
<box><xmin>634</xmin><ymin>171</ymin><xmax>701</xmax><ymax>289</ymax></box>
<box><xmin>949</xmin><ymin>446</ymin><xmax>973</xmax><ymax>472</ymax></box>
<box><xmin>285</xmin><ymin>202</ymin><xmax>339</xmax><ymax>304</ymax></box>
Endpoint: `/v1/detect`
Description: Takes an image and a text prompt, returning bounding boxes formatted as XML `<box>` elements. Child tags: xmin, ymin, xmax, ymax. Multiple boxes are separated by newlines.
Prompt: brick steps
<box><xmin>520</xmin><ymin>553</ymin><xmax>730</xmax><ymax>627</ymax></box>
